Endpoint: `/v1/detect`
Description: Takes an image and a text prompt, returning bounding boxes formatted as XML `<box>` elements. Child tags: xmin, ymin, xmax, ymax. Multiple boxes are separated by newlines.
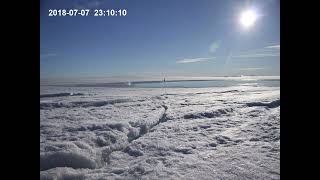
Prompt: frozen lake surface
<box><xmin>40</xmin><ymin>82</ymin><xmax>280</xmax><ymax>179</ymax></box>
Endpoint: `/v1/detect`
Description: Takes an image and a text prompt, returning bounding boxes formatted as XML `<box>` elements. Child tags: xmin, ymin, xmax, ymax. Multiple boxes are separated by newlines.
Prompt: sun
<box><xmin>239</xmin><ymin>9</ymin><xmax>258</xmax><ymax>28</ymax></box>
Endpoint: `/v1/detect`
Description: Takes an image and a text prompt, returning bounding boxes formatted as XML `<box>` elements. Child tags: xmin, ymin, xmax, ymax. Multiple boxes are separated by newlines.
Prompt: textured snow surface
<box><xmin>40</xmin><ymin>86</ymin><xmax>280</xmax><ymax>180</ymax></box>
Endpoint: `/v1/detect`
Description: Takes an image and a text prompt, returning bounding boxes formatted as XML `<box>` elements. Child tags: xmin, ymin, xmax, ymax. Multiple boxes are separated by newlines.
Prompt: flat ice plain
<box><xmin>40</xmin><ymin>78</ymin><xmax>280</xmax><ymax>180</ymax></box>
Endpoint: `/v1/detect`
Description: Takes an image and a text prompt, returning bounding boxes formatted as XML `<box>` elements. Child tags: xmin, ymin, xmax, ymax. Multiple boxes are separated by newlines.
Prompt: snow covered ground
<box><xmin>40</xmin><ymin>85</ymin><xmax>280</xmax><ymax>180</ymax></box>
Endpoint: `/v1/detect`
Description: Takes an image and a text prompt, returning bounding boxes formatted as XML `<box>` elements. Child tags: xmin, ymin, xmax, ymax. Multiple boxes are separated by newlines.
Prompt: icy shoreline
<box><xmin>40</xmin><ymin>85</ymin><xmax>280</xmax><ymax>180</ymax></box>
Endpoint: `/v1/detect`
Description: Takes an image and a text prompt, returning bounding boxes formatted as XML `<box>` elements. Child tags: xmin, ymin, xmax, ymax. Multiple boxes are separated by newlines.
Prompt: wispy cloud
<box><xmin>231</xmin><ymin>53</ymin><xmax>279</xmax><ymax>59</ymax></box>
<box><xmin>265</xmin><ymin>44</ymin><xmax>280</xmax><ymax>49</ymax></box>
<box><xmin>176</xmin><ymin>57</ymin><xmax>215</xmax><ymax>64</ymax></box>
<box><xmin>177</xmin><ymin>43</ymin><xmax>279</xmax><ymax>64</ymax></box>
<box><xmin>229</xmin><ymin>44</ymin><xmax>280</xmax><ymax>59</ymax></box>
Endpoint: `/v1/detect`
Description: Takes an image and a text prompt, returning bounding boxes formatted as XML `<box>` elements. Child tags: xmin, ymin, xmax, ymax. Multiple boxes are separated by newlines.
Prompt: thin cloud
<box><xmin>229</xmin><ymin>44</ymin><xmax>280</xmax><ymax>59</ymax></box>
<box><xmin>176</xmin><ymin>57</ymin><xmax>215</xmax><ymax>64</ymax></box>
<box><xmin>265</xmin><ymin>44</ymin><xmax>280</xmax><ymax>49</ymax></box>
<box><xmin>231</xmin><ymin>53</ymin><xmax>279</xmax><ymax>59</ymax></box>
<box><xmin>239</xmin><ymin>47</ymin><xmax>278</xmax><ymax>54</ymax></box>
<box><xmin>178</xmin><ymin>44</ymin><xmax>279</xmax><ymax>64</ymax></box>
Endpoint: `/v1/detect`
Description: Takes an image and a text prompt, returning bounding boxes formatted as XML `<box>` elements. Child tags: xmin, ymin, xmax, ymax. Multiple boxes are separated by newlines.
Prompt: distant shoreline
<box><xmin>41</xmin><ymin>76</ymin><xmax>280</xmax><ymax>87</ymax></box>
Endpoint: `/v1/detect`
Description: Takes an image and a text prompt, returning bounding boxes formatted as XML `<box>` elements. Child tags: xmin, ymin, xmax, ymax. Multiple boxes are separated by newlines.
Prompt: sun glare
<box><xmin>239</xmin><ymin>9</ymin><xmax>257</xmax><ymax>28</ymax></box>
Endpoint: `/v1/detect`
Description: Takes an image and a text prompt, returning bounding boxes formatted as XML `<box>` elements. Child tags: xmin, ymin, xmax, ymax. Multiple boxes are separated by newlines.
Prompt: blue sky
<box><xmin>40</xmin><ymin>0</ymin><xmax>279</xmax><ymax>78</ymax></box>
